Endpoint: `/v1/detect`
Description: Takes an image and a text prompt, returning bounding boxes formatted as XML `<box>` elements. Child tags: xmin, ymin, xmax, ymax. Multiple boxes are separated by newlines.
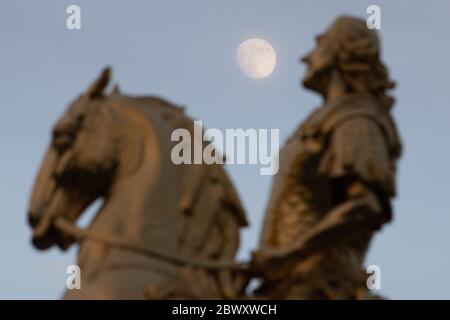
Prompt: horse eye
<box><xmin>53</xmin><ymin>131</ymin><xmax>75</xmax><ymax>153</ymax></box>
<box><xmin>52</xmin><ymin>120</ymin><xmax>78</xmax><ymax>153</ymax></box>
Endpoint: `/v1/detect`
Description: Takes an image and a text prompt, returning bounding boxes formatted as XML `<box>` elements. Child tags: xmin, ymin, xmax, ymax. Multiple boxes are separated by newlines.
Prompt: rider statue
<box><xmin>251</xmin><ymin>16</ymin><xmax>402</xmax><ymax>299</ymax></box>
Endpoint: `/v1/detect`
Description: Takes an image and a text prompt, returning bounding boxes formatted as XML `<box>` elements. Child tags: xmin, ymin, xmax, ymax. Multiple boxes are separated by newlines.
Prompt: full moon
<box><xmin>237</xmin><ymin>38</ymin><xmax>276</xmax><ymax>79</ymax></box>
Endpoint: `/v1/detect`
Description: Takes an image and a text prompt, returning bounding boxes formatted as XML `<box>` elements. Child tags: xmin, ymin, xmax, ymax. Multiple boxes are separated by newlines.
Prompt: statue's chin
<box><xmin>302</xmin><ymin>76</ymin><xmax>320</xmax><ymax>93</ymax></box>
<box><xmin>302</xmin><ymin>68</ymin><xmax>319</xmax><ymax>90</ymax></box>
<box><xmin>302</xmin><ymin>76</ymin><xmax>313</xmax><ymax>89</ymax></box>
<box><xmin>302</xmin><ymin>69</ymin><xmax>329</xmax><ymax>96</ymax></box>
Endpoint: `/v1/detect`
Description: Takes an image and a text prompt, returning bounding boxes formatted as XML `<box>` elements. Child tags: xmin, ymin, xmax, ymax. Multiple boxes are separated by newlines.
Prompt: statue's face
<box><xmin>301</xmin><ymin>32</ymin><xmax>335</xmax><ymax>95</ymax></box>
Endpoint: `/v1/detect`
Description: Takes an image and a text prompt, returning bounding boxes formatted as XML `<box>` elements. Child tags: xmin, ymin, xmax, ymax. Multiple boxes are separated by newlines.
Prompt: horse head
<box><xmin>27</xmin><ymin>68</ymin><xmax>248</xmax><ymax>298</ymax></box>
<box><xmin>28</xmin><ymin>67</ymin><xmax>119</xmax><ymax>250</ymax></box>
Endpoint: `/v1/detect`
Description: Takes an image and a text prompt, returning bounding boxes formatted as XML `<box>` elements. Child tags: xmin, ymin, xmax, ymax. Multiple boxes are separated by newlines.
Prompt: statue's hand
<box><xmin>250</xmin><ymin>248</ymin><xmax>272</xmax><ymax>273</ymax></box>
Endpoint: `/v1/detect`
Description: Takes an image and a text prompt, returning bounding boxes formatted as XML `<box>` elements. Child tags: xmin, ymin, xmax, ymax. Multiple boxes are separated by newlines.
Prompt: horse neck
<box><xmin>88</xmin><ymin>103</ymin><xmax>183</xmax><ymax>251</ymax></box>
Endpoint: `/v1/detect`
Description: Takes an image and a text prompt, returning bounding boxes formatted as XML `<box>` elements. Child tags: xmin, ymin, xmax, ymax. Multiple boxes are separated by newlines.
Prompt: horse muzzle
<box><xmin>28</xmin><ymin>147</ymin><xmax>60</xmax><ymax>249</ymax></box>
<box><xmin>28</xmin><ymin>209</ymin><xmax>55</xmax><ymax>249</ymax></box>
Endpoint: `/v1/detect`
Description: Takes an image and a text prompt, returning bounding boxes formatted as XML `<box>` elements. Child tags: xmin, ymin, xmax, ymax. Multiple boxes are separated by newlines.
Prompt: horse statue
<box><xmin>27</xmin><ymin>68</ymin><xmax>248</xmax><ymax>299</ymax></box>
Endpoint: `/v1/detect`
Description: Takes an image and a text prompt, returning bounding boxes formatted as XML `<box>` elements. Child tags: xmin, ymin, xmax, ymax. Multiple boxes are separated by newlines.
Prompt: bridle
<box><xmin>53</xmin><ymin>218</ymin><xmax>250</xmax><ymax>272</ymax></box>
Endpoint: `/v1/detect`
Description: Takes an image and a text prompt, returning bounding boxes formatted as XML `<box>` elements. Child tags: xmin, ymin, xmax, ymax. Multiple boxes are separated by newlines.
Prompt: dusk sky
<box><xmin>1</xmin><ymin>0</ymin><xmax>450</xmax><ymax>299</ymax></box>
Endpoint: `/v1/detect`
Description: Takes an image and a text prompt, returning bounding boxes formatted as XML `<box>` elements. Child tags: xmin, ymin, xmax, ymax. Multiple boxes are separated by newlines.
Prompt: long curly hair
<box><xmin>329</xmin><ymin>17</ymin><xmax>395</xmax><ymax>109</ymax></box>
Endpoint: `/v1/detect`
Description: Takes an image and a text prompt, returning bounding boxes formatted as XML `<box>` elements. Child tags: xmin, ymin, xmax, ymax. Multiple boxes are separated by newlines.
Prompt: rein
<box><xmin>54</xmin><ymin>218</ymin><xmax>250</xmax><ymax>272</ymax></box>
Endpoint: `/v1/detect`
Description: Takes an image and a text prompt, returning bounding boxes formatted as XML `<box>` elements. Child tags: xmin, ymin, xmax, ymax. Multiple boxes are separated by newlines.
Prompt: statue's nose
<box><xmin>300</xmin><ymin>54</ymin><xmax>310</xmax><ymax>64</ymax></box>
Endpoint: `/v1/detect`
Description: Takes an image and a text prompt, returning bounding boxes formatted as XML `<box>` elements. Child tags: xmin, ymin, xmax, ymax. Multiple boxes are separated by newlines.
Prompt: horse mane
<box><xmin>116</xmin><ymin>94</ymin><xmax>189</xmax><ymax>126</ymax></box>
<box><xmin>111</xmin><ymin>94</ymin><xmax>248</xmax><ymax>299</ymax></box>
<box><xmin>110</xmin><ymin>93</ymin><xmax>248</xmax><ymax>229</ymax></box>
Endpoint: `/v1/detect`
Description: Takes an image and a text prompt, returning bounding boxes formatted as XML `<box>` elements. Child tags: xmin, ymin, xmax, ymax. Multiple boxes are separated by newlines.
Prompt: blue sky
<box><xmin>1</xmin><ymin>0</ymin><xmax>450</xmax><ymax>299</ymax></box>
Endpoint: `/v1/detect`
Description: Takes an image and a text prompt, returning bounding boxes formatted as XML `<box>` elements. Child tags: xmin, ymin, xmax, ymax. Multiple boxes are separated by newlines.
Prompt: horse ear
<box><xmin>86</xmin><ymin>67</ymin><xmax>111</xmax><ymax>99</ymax></box>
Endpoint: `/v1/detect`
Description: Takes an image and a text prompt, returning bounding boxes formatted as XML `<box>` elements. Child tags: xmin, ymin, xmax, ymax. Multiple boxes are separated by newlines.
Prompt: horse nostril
<box><xmin>28</xmin><ymin>212</ymin><xmax>40</xmax><ymax>228</ymax></box>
